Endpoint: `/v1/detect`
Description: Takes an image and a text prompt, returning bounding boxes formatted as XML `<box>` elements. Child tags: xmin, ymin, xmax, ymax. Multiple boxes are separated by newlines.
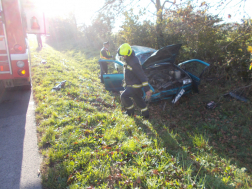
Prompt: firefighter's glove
<box><xmin>145</xmin><ymin>90</ymin><xmax>152</xmax><ymax>101</ymax></box>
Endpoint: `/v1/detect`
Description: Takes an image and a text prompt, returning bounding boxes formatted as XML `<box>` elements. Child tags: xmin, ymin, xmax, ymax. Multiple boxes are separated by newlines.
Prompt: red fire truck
<box><xmin>0</xmin><ymin>0</ymin><xmax>46</xmax><ymax>89</ymax></box>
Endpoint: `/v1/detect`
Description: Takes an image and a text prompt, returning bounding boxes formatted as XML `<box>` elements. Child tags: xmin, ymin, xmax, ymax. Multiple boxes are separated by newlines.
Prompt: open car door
<box><xmin>99</xmin><ymin>59</ymin><xmax>124</xmax><ymax>92</ymax></box>
<box><xmin>178</xmin><ymin>59</ymin><xmax>209</xmax><ymax>93</ymax></box>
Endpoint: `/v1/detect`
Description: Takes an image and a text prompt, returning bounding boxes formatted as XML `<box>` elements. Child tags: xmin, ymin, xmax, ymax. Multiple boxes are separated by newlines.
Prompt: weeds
<box><xmin>30</xmin><ymin>37</ymin><xmax>252</xmax><ymax>189</ymax></box>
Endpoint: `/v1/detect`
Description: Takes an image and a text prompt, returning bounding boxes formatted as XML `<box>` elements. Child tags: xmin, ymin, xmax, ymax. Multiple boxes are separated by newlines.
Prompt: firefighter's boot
<box><xmin>141</xmin><ymin>107</ymin><xmax>149</xmax><ymax>119</ymax></box>
<box><xmin>126</xmin><ymin>108</ymin><xmax>134</xmax><ymax>116</ymax></box>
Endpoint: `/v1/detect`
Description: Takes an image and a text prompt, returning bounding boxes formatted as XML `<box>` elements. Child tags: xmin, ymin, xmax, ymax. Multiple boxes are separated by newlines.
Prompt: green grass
<box><xmin>30</xmin><ymin>37</ymin><xmax>252</xmax><ymax>189</ymax></box>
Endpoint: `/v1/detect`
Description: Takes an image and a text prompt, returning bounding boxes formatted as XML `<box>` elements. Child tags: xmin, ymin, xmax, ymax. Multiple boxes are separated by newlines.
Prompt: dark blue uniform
<box><xmin>121</xmin><ymin>50</ymin><xmax>150</xmax><ymax>118</ymax></box>
<box><xmin>100</xmin><ymin>47</ymin><xmax>112</xmax><ymax>83</ymax></box>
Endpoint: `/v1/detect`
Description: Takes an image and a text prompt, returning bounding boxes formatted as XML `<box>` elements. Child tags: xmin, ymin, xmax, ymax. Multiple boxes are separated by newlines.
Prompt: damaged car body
<box><xmin>98</xmin><ymin>44</ymin><xmax>210</xmax><ymax>102</ymax></box>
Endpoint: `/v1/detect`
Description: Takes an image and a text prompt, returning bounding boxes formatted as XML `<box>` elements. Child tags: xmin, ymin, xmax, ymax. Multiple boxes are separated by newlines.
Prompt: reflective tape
<box><xmin>100</xmin><ymin>50</ymin><xmax>111</xmax><ymax>59</ymax></box>
<box><xmin>127</xmin><ymin>65</ymin><xmax>132</xmax><ymax>70</ymax></box>
<box><xmin>142</xmin><ymin>82</ymin><xmax>148</xmax><ymax>86</ymax></box>
<box><xmin>141</xmin><ymin>107</ymin><xmax>148</xmax><ymax>112</ymax></box>
<box><xmin>132</xmin><ymin>84</ymin><xmax>142</xmax><ymax>88</ymax></box>
<box><xmin>126</xmin><ymin>104</ymin><xmax>134</xmax><ymax>110</ymax></box>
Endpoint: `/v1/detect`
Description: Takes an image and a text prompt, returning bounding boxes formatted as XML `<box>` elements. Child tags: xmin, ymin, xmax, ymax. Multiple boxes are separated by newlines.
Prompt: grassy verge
<box><xmin>30</xmin><ymin>38</ymin><xmax>252</xmax><ymax>189</ymax></box>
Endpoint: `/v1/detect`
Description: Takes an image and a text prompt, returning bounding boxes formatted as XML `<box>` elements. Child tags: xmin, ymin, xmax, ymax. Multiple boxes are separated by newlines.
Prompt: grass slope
<box><xmin>30</xmin><ymin>39</ymin><xmax>252</xmax><ymax>189</ymax></box>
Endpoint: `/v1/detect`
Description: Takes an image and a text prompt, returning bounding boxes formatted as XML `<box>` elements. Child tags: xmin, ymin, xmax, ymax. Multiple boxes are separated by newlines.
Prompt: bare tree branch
<box><xmin>150</xmin><ymin>0</ymin><xmax>156</xmax><ymax>7</ymax></box>
<box><xmin>162</xmin><ymin>0</ymin><xmax>174</xmax><ymax>10</ymax></box>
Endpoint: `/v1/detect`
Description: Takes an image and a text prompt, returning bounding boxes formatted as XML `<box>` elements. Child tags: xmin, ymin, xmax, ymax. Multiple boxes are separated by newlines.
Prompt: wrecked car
<box><xmin>99</xmin><ymin>44</ymin><xmax>210</xmax><ymax>102</ymax></box>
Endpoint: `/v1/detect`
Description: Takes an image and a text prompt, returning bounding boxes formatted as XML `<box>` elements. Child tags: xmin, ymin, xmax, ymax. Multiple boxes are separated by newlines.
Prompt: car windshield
<box><xmin>136</xmin><ymin>53</ymin><xmax>153</xmax><ymax>65</ymax></box>
<box><xmin>131</xmin><ymin>46</ymin><xmax>156</xmax><ymax>54</ymax></box>
<box><xmin>131</xmin><ymin>46</ymin><xmax>156</xmax><ymax>65</ymax></box>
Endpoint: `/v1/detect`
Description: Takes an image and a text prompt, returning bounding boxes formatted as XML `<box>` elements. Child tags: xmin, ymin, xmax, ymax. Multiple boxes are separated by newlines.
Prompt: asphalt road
<box><xmin>0</xmin><ymin>88</ymin><xmax>42</xmax><ymax>189</ymax></box>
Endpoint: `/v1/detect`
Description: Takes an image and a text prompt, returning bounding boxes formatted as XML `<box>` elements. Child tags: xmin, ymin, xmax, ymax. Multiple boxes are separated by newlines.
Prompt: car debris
<box><xmin>224</xmin><ymin>92</ymin><xmax>248</xmax><ymax>102</ymax></box>
<box><xmin>206</xmin><ymin>101</ymin><xmax>217</xmax><ymax>109</ymax></box>
<box><xmin>41</xmin><ymin>59</ymin><xmax>47</xmax><ymax>64</ymax></box>
<box><xmin>223</xmin><ymin>84</ymin><xmax>251</xmax><ymax>102</ymax></box>
<box><xmin>52</xmin><ymin>80</ymin><xmax>66</xmax><ymax>91</ymax></box>
<box><xmin>172</xmin><ymin>88</ymin><xmax>185</xmax><ymax>104</ymax></box>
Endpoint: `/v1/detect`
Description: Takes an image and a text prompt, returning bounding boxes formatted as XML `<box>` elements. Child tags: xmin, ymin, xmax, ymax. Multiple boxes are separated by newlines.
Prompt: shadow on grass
<box><xmin>167</xmin><ymin>85</ymin><xmax>252</xmax><ymax>173</ymax></box>
<box><xmin>134</xmin><ymin>116</ymin><xmax>235</xmax><ymax>189</ymax></box>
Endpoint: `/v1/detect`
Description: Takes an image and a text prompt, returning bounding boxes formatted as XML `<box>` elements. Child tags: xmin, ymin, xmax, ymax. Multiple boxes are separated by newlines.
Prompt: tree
<box><xmin>118</xmin><ymin>9</ymin><xmax>156</xmax><ymax>48</ymax></box>
<box><xmin>100</xmin><ymin>0</ymin><xmax>187</xmax><ymax>48</ymax></box>
<box><xmin>78</xmin><ymin>13</ymin><xmax>114</xmax><ymax>49</ymax></box>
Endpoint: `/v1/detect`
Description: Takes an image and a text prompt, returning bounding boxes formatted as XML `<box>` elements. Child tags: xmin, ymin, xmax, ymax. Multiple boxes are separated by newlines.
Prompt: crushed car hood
<box><xmin>142</xmin><ymin>44</ymin><xmax>182</xmax><ymax>69</ymax></box>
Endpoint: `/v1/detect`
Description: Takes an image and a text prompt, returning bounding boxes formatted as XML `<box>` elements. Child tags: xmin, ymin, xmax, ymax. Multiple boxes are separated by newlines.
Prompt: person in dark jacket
<box><xmin>99</xmin><ymin>41</ymin><xmax>113</xmax><ymax>83</ymax></box>
<box><xmin>36</xmin><ymin>34</ymin><xmax>42</xmax><ymax>48</ymax></box>
<box><xmin>117</xmin><ymin>43</ymin><xmax>152</xmax><ymax>119</ymax></box>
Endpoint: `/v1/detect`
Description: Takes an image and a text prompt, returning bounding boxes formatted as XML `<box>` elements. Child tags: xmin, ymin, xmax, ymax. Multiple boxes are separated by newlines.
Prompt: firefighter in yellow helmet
<box><xmin>99</xmin><ymin>41</ymin><xmax>113</xmax><ymax>83</ymax></box>
<box><xmin>117</xmin><ymin>43</ymin><xmax>152</xmax><ymax>119</ymax></box>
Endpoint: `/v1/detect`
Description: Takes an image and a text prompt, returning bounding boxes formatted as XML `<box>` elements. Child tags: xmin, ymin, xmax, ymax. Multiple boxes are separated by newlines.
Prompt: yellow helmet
<box><xmin>117</xmin><ymin>43</ymin><xmax>132</xmax><ymax>56</ymax></box>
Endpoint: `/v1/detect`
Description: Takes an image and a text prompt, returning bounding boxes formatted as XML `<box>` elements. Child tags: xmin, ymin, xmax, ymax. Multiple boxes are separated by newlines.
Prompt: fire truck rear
<box><xmin>0</xmin><ymin>0</ymin><xmax>46</xmax><ymax>89</ymax></box>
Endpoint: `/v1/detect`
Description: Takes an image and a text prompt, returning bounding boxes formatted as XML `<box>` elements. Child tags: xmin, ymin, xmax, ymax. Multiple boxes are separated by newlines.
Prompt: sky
<box><xmin>33</xmin><ymin>0</ymin><xmax>252</xmax><ymax>30</ymax></box>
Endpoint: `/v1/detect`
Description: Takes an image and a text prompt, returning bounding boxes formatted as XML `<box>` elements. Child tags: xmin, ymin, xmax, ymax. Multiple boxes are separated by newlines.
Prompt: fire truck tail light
<box><xmin>16</xmin><ymin>61</ymin><xmax>25</xmax><ymax>68</ymax></box>
<box><xmin>14</xmin><ymin>44</ymin><xmax>23</xmax><ymax>52</ymax></box>
<box><xmin>18</xmin><ymin>69</ymin><xmax>26</xmax><ymax>76</ymax></box>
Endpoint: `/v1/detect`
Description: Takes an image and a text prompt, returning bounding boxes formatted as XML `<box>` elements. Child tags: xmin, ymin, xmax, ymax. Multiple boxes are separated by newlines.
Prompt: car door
<box><xmin>99</xmin><ymin>59</ymin><xmax>124</xmax><ymax>92</ymax></box>
<box><xmin>178</xmin><ymin>59</ymin><xmax>210</xmax><ymax>93</ymax></box>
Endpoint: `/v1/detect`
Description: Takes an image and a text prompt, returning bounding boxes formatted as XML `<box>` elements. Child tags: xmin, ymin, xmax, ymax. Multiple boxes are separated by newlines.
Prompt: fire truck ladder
<box><xmin>0</xmin><ymin>0</ymin><xmax>12</xmax><ymax>75</ymax></box>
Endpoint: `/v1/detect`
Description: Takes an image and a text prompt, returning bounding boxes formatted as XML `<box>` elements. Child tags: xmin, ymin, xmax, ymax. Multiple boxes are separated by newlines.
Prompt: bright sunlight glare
<box><xmin>31</xmin><ymin>0</ymin><xmax>103</xmax><ymax>25</ymax></box>
<box><xmin>30</xmin><ymin>0</ymin><xmax>252</xmax><ymax>29</ymax></box>
<box><xmin>32</xmin><ymin>0</ymin><xmax>74</xmax><ymax>17</ymax></box>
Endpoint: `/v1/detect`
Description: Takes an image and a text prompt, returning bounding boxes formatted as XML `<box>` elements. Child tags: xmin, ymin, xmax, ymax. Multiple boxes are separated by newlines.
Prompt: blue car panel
<box><xmin>99</xmin><ymin>59</ymin><xmax>124</xmax><ymax>91</ymax></box>
<box><xmin>103</xmin><ymin>73</ymin><xmax>124</xmax><ymax>92</ymax></box>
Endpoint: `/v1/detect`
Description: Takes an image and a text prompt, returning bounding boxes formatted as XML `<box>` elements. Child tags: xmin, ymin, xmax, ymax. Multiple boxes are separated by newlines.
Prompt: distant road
<box><xmin>0</xmin><ymin>88</ymin><xmax>42</xmax><ymax>189</ymax></box>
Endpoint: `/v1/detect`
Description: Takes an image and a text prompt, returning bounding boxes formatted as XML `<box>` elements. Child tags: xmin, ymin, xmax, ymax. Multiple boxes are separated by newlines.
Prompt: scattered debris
<box><xmin>224</xmin><ymin>92</ymin><xmax>248</xmax><ymax>102</ymax></box>
<box><xmin>206</xmin><ymin>101</ymin><xmax>217</xmax><ymax>109</ymax></box>
<box><xmin>223</xmin><ymin>84</ymin><xmax>252</xmax><ymax>102</ymax></box>
<box><xmin>172</xmin><ymin>88</ymin><xmax>185</xmax><ymax>104</ymax></box>
<box><xmin>41</xmin><ymin>59</ymin><xmax>47</xmax><ymax>64</ymax></box>
<box><xmin>52</xmin><ymin>80</ymin><xmax>67</xmax><ymax>91</ymax></box>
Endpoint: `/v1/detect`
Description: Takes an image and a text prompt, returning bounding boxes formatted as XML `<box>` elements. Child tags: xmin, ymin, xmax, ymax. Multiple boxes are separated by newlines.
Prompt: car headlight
<box><xmin>16</xmin><ymin>61</ymin><xmax>25</xmax><ymax>68</ymax></box>
<box><xmin>183</xmin><ymin>79</ymin><xmax>192</xmax><ymax>85</ymax></box>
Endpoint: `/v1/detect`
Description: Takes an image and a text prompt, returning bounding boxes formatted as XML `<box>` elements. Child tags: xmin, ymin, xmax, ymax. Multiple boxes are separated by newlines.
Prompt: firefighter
<box><xmin>117</xmin><ymin>43</ymin><xmax>152</xmax><ymax>119</ymax></box>
<box><xmin>36</xmin><ymin>34</ymin><xmax>42</xmax><ymax>48</ymax></box>
<box><xmin>99</xmin><ymin>41</ymin><xmax>113</xmax><ymax>83</ymax></box>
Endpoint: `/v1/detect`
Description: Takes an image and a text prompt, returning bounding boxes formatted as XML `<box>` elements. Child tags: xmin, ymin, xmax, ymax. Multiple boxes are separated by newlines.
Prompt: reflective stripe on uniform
<box><xmin>141</xmin><ymin>107</ymin><xmax>148</xmax><ymax>112</ymax></box>
<box><xmin>100</xmin><ymin>50</ymin><xmax>111</xmax><ymax>59</ymax></box>
<box><xmin>126</xmin><ymin>104</ymin><xmax>134</xmax><ymax>110</ymax></box>
<box><xmin>126</xmin><ymin>65</ymin><xmax>132</xmax><ymax>70</ymax></box>
<box><xmin>132</xmin><ymin>84</ymin><xmax>142</xmax><ymax>88</ymax></box>
<box><xmin>142</xmin><ymin>82</ymin><xmax>148</xmax><ymax>86</ymax></box>
<box><xmin>126</xmin><ymin>84</ymin><xmax>143</xmax><ymax>88</ymax></box>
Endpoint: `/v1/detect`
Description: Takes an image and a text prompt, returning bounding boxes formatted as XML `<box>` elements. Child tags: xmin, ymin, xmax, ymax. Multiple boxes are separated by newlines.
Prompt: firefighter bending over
<box><xmin>117</xmin><ymin>43</ymin><xmax>152</xmax><ymax>119</ymax></box>
<box><xmin>99</xmin><ymin>41</ymin><xmax>113</xmax><ymax>83</ymax></box>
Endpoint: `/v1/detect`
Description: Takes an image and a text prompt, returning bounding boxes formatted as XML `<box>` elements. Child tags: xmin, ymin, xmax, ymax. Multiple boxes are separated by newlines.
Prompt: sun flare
<box><xmin>31</xmin><ymin>0</ymin><xmax>74</xmax><ymax>18</ymax></box>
